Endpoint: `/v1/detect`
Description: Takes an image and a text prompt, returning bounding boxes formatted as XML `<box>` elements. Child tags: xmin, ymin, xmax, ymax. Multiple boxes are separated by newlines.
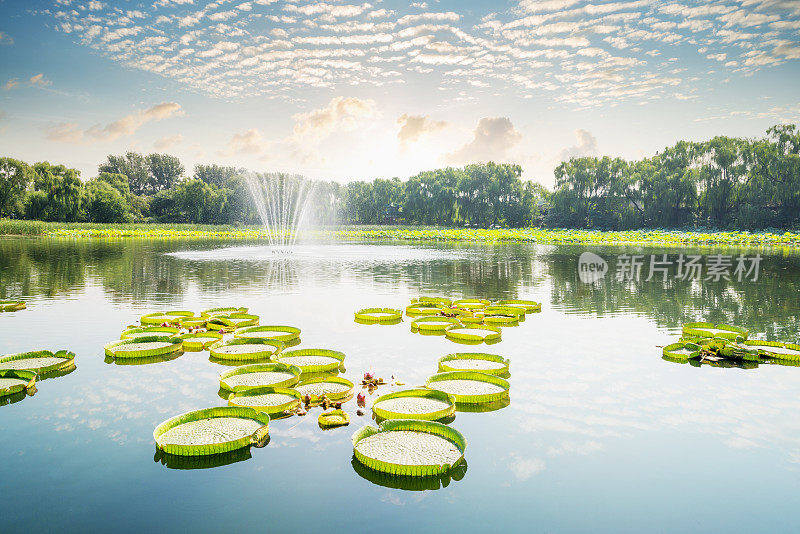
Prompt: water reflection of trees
<box><xmin>3</xmin><ymin>239</ymin><xmax>799</xmax><ymax>338</ymax></box>
<box><xmin>547</xmin><ymin>246</ymin><xmax>800</xmax><ymax>339</ymax></box>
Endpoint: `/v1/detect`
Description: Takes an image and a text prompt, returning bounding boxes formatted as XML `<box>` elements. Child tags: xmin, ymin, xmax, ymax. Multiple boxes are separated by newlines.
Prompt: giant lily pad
<box><xmin>208</xmin><ymin>338</ymin><xmax>283</xmax><ymax>361</ymax></box>
<box><xmin>275</xmin><ymin>348</ymin><xmax>345</xmax><ymax>373</ymax></box>
<box><xmin>121</xmin><ymin>326</ymin><xmax>180</xmax><ymax>340</ymax></box>
<box><xmin>482</xmin><ymin>314</ymin><xmax>519</xmax><ymax>327</ymax></box>
<box><xmin>0</xmin><ymin>300</ymin><xmax>26</xmax><ymax>312</ymax></box>
<box><xmin>444</xmin><ymin>324</ymin><xmax>502</xmax><ymax>343</ymax></box>
<box><xmin>405</xmin><ymin>303</ymin><xmax>446</xmax><ymax>317</ymax></box>
<box><xmin>207</xmin><ymin>313</ymin><xmax>259</xmax><ymax>330</ymax></box>
<box><xmin>496</xmin><ymin>299</ymin><xmax>541</xmax><ymax>313</ymax></box>
<box><xmin>352</xmin><ymin>419</ymin><xmax>466</xmax><ymax>476</ymax></box>
<box><xmin>662</xmin><ymin>342</ymin><xmax>701</xmax><ymax>362</ymax></box>
<box><xmin>153</xmin><ymin>406</ymin><xmax>269</xmax><ymax>456</ymax></box>
<box><xmin>140</xmin><ymin>311</ymin><xmax>194</xmax><ymax>325</ymax></box>
<box><xmin>201</xmin><ymin>306</ymin><xmax>248</xmax><ymax>317</ymax></box>
<box><xmin>295</xmin><ymin>376</ymin><xmax>354</xmax><ymax>401</ymax></box>
<box><xmin>682</xmin><ymin>322</ymin><xmax>749</xmax><ymax>341</ymax></box>
<box><xmin>438</xmin><ymin>353</ymin><xmax>510</xmax><ymax>375</ymax></box>
<box><xmin>235</xmin><ymin>325</ymin><xmax>301</xmax><ymax>342</ymax></box>
<box><xmin>219</xmin><ymin>362</ymin><xmax>302</xmax><ymax>392</ymax></box>
<box><xmin>0</xmin><ymin>350</ymin><xmax>76</xmax><ymax>373</ymax></box>
<box><xmin>104</xmin><ymin>336</ymin><xmax>183</xmax><ymax>359</ymax></box>
<box><xmin>426</xmin><ymin>371</ymin><xmax>509</xmax><ymax>404</ymax></box>
<box><xmin>411</xmin><ymin>316</ymin><xmax>460</xmax><ymax>332</ymax></box>
<box><xmin>372</xmin><ymin>389</ymin><xmax>456</xmax><ymax>421</ymax></box>
<box><xmin>319</xmin><ymin>409</ymin><xmax>350</xmax><ymax>428</ymax></box>
<box><xmin>227</xmin><ymin>386</ymin><xmax>302</xmax><ymax>414</ymax></box>
<box><xmin>742</xmin><ymin>340</ymin><xmax>800</xmax><ymax>361</ymax></box>
<box><xmin>452</xmin><ymin>299</ymin><xmax>490</xmax><ymax>311</ymax></box>
<box><xmin>0</xmin><ymin>369</ymin><xmax>36</xmax><ymax>397</ymax></box>
<box><xmin>355</xmin><ymin>308</ymin><xmax>403</xmax><ymax>323</ymax></box>
<box><xmin>177</xmin><ymin>331</ymin><xmax>223</xmax><ymax>351</ymax></box>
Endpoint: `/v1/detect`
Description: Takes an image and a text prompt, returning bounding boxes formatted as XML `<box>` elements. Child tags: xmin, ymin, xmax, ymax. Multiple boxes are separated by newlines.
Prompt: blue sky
<box><xmin>0</xmin><ymin>0</ymin><xmax>798</xmax><ymax>185</ymax></box>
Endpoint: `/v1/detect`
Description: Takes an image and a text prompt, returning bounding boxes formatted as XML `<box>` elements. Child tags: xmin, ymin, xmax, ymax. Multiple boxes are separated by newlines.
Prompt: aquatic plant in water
<box><xmin>352</xmin><ymin>419</ymin><xmax>466</xmax><ymax>477</ymax></box>
<box><xmin>153</xmin><ymin>406</ymin><xmax>270</xmax><ymax>456</ymax></box>
<box><xmin>219</xmin><ymin>362</ymin><xmax>303</xmax><ymax>392</ymax></box>
<box><xmin>438</xmin><ymin>353</ymin><xmax>510</xmax><ymax>375</ymax></box>
<box><xmin>227</xmin><ymin>386</ymin><xmax>302</xmax><ymax>414</ymax></box>
<box><xmin>372</xmin><ymin>389</ymin><xmax>456</xmax><ymax>421</ymax></box>
<box><xmin>208</xmin><ymin>338</ymin><xmax>284</xmax><ymax>360</ymax></box>
<box><xmin>275</xmin><ymin>348</ymin><xmax>345</xmax><ymax>373</ymax></box>
<box><xmin>0</xmin><ymin>350</ymin><xmax>76</xmax><ymax>373</ymax></box>
<box><xmin>0</xmin><ymin>369</ymin><xmax>37</xmax><ymax>397</ymax></box>
<box><xmin>426</xmin><ymin>371</ymin><xmax>510</xmax><ymax>404</ymax></box>
<box><xmin>354</xmin><ymin>308</ymin><xmax>403</xmax><ymax>323</ymax></box>
<box><xmin>0</xmin><ymin>300</ymin><xmax>26</xmax><ymax>312</ymax></box>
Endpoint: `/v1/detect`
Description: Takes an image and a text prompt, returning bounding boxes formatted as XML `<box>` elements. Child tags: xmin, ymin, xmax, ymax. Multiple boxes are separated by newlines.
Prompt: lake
<box><xmin>1</xmin><ymin>237</ymin><xmax>799</xmax><ymax>533</ymax></box>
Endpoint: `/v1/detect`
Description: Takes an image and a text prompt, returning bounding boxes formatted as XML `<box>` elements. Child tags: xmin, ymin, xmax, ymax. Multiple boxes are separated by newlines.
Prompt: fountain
<box><xmin>245</xmin><ymin>172</ymin><xmax>317</xmax><ymax>252</ymax></box>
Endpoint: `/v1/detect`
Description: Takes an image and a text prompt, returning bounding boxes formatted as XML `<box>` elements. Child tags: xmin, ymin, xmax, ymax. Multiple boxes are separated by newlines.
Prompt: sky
<box><xmin>0</xmin><ymin>0</ymin><xmax>798</xmax><ymax>186</ymax></box>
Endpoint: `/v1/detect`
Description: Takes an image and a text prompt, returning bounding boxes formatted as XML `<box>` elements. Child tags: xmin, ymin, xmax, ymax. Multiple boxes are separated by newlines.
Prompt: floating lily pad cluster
<box><xmin>0</xmin><ymin>300</ymin><xmax>26</xmax><ymax>312</ymax></box>
<box><xmin>145</xmin><ymin>304</ymin><xmax>357</xmax><ymax>460</ymax></box>
<box><xmin>661</xmin><ymin>321</ymin><xmax>800</xmax><ymax>369</ymax></box>
<box><xmin>355</xmin><ymin>296</ymin><xmax>541</xmax><ymax>346</ymax></box>
<box><xmin>0</xmin><ymin>350</ymin><xmax>76</xmax><ymax>405</ymax></box>
<box><xmin>353</xmin><ymin>351</ymin><xmax>511</xmax><ymax>478</ymax></box>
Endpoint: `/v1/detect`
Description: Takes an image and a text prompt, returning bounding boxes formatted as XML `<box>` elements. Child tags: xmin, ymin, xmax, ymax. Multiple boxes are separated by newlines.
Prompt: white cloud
<box><xmin>29</xmin><ymin>73</ymin><xmax>51</xmax><ymax>87</ymax></box>
<box><xmin>0</xmin><ymin>32</ymin><xmax>13</xmax><ymax>45</ymax></box>
<box><xmin>46</xmin><ymin>102</ymin><xmax>183</xmax><ymax>143</ymax></box>
<box><xmin>559</xmin><ymin>129</ymin><xmax>598</xmax><ymax>161</ymax></box>
<box><xmin>292</xmin><ymin>96</ymin><xmax>379</xmax><ymax>139</ymax></box>
<box><xmin>223</xmin><ymin>128</ymin><xmax>265</xmax><ymax>155</ymax></box>
<box><xmin>446</xmin><ymin>117</ymin><xmax>522</xmax><ymax>165</ymax></box>
<box><xmin>396</xmin><ymin>113</ymin><xmax>448</xmax><ymax>149</ymax></box>
<box><xmin>153</xmin><ymin>133</ymin><xmax>185</xmax><ymax>150</ymax></box>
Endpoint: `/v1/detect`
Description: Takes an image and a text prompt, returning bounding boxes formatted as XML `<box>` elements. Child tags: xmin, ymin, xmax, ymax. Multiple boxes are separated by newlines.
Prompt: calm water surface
<box><xmin>1</xmin><ymin>237</ymin><xmax>799</xmax><ymax>533</ymax></box>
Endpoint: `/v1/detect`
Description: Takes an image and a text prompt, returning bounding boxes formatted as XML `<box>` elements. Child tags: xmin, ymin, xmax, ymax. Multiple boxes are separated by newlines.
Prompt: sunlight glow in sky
<box><xmin>0</xmin><ymin>0</ymin><xmax>798</xmax><ymax>185</ymax></box>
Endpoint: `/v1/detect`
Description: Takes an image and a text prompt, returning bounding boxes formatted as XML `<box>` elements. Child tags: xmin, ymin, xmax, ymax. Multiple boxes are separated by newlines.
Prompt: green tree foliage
<box><xmin>0</xmin><ymin>157</ymin><xmax>33</xmax><ymax>217</ymax></box>
<box><xmin>25</xmin><ymin>162</ymin><xmax>83</xmax><ymax>222</ymax></box>
<box><xmin>3</xmin><ymin>124</ymin><xmax>798</xmax><ymax>229</ymax></box>
<box><xmin>84</xmin><ymin>179</ymin><xmax>133</xmax><ymax>223</ymax></box>
<box><xmin>194</xmin><ymin>164</ymin><xmax>241</xmax><ymax>187</ymax></box>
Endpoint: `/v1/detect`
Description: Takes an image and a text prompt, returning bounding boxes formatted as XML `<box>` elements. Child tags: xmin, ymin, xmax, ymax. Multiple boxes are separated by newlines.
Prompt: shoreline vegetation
<box><xmin>2</xmin><ymin>220</ymin><xmax>799</xmax><ymax>247</ymax></box>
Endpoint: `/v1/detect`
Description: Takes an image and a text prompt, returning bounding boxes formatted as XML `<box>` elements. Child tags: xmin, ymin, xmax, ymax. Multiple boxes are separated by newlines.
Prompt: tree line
<box><xmin>0</xmin><ymin>123</ymin><xmax>797</xmax><ymax>229</ymax></box>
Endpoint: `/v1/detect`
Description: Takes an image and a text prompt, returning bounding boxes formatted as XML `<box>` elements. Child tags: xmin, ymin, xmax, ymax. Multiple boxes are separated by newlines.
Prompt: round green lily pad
<box><xmin>178</xmin><ymin>316</ymin><xmax>207</xmax><ymax>328</ymax></box>
<box><xmin>178</xmin><ymin>331</ymin><xmax>223</xmax><ymax>351</ymax></box>
<box><xmin>483</xmin><ymin>314</ymin><xmax>519</xmax><ymax>326</ymax></box>
<box><xmin>201</xmin><ymin>306</ymin><xmax>248</xmax><ymax>317</ymax></box>
<box><xmin>411</xmin><ymin>316</ymin><xmax>461</xmax><ymax>332</ymax></box>
<box><xmin>496</xmin><ymin>299</ymin><xmax>541</xmax><ymax>312</ymax></box>
<box><xmin>352</xmin><ymin>419</ymin><xmax>466</xmax><ymax>477</ymax></box>
<box><xmin>372</xmin><ymin>389</ymin><xmax>456</xmax><ymax>421</ymax></box>
<box><xmin>295</xmin><ymin>376</ymin><xmax>354</xmax><ymax>401</ymax></box>
<box><xmin>412</xmin><ymin>296</ymin><xmax>452</xmax><ymax>307</ymax></box>
<box><xmin>219</xmin><ymin>362</ymin><xmax>302</xmax><ymax>392</ymax></box>
<box><xmin>0</xmin><ymin>300</ymin><xmax>26</xmax><ymax>312</ymax></box>
<box><xmin>153</xmin><ymin>406</ymin><xmax>269</xmax><ymax>456</ymax></box>
<box><xmin>319</xmin><ymin>409</ymin><xmax>350</xmax><ymax>428</ymax></box>
<box><xmin>355</xmin><ymin>308</ymin><xmax>403</xmax><ymax>323</ymax></box>
<box><xmin>742</xmin><ymin>340</ymin><xmax>800</xmax><ymax>361</ymax></box>
<box><xmin>121</xmin><ymin>326</ymin><xmax>180</xmax><ymax>340</ymax></box>
<box><xmin>104</xmin><ymin>336</ymin><xmax>183</xmax><ymax>359</ymax></box>
<box><xmin>0</xmin><ymin>350</ymin><xmax>76</xmax><ymax>373</ymax></box>
<box><xmin>682</xmin><ymin>322</ymin><xmax>749</xmax><ymax>341</ymax></box>
<box><xmin>140</xmin><ymin>311</ymin><xmax>194</xmax><ymax>325</ymax></box>
<box><xmin>452</xmin><ymin>299</ymin><xmax>490</xmax><ymax>310</ymax></box>
<box><xmin>444</xmin><ymin>324</ymin><xmax>502</xmax><ymax>343</ymax></box>
<box><xmin>235</xmin><ymin>325</ymin><xmax>301</xmax><ymax>342</ymax></box>
<box><xmin>662</xmin><ymin>342</ymin><xmax>701</xmax><ymax>361</ymax></box>
<box><xmin>405</xmin><ymin>303</ymin><xmax>446</xmax><ymax>317</ymax></box>
<box><xmin>438</xmin><ymin>353</ymin><xmax>510</xmax><ymax>375</ymax></box>
<box><xmin>208</xmin><ymin>338</ymin><xmax>283</xmax><ymax>360</ymax></box>
<box><xmin>426</xmin><ymin>371</ymin><xmax>510</xmax><ymax>403</ymax></box>
<box><xmin>275</xmin><ymin>348</ymin><xmax>345</xmax><ymax>373</ymax></box>
<box><xmin>0</xmin><ymin>369</ymin><xmax>36</xmax><ymax>397</ymax></box>
<box><xmin>227</xmin><ymin>386</ymin><xmax>302</xmax><ymax>414</ymax></box>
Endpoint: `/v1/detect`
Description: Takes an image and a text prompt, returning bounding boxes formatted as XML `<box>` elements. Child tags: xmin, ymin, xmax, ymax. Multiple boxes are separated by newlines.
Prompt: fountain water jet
<box><xmin>246</xmin><ymin>172</ymin><xmax>317</xmax><ymax>252</ymax></box>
